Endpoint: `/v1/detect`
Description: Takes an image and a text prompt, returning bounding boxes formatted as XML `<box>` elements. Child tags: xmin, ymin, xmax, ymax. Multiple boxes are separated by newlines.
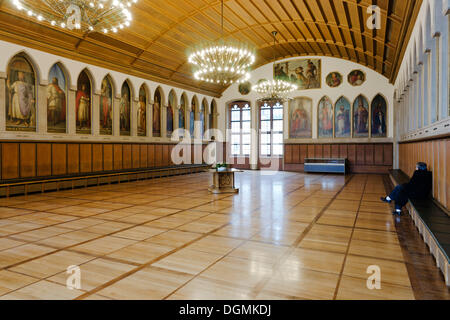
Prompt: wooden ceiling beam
<box><xmin>0</xmin><ymin>0</ymin><xmax>421</xmax><ymax>94</ymax></box>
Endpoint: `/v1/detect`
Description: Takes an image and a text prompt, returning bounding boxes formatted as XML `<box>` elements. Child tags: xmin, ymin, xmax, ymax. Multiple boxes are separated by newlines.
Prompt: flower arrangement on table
<box><xmin>213</xmin><ymin>163</ymin><xmax>230</xmax><ymax>171</ymax></box>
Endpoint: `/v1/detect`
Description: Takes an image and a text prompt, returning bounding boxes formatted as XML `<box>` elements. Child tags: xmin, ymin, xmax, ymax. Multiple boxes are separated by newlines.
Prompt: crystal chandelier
<box><xmin>252</xmin><ymin>31</ymin><xmax>297</xmax><ymax>101</ymax></box>
<box><xmin>253</xmin><ymin>79</ymin><xmax>298</xmax><ymax>102</ymax></box>
<box><xmin>11</xmin><ymin>0</ymin><xmax>137</xmax><ymax>34</ymax></box>
<box><xmin>188</xmin><ymin>0</ymin><xmax>255</xmax><ymax>85</ymax></box>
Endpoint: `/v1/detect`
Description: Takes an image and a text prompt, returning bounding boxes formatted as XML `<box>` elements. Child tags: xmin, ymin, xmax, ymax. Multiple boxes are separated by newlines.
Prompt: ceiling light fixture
<box><xmin>252</xmin><ymin>31</ymin><xmax>297</xmax><ymax>101</ymax></box>
<box><xmin>188</xmin><ymin>0</ymin><xmax>256</xmax><ymax>85</ymax></box>
<box><xmin>12</xmin><ymin>0</ymin><xmax>137</xmax><ymax>34</ymax></box>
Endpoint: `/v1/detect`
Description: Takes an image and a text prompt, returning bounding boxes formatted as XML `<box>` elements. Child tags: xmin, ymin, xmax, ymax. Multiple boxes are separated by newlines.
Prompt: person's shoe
<box><xmin>381</xmin><ymin>197</ymin><xmax>391</xmax><ymax>203</ymax></box>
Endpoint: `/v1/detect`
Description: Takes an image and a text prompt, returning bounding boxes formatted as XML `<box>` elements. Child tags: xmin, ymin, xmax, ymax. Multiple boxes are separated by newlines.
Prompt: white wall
<box><xmin>219</xmin><ymin>55</ymin><xmax>395</xmax><ymax>142</ymax></box>
<box><xmin>0</xmin><ymin>40</ymin><xmax>217</xmax><ymax>142</ymax></box>
<box><xmin>394</xmin><ymin>0</ymin><xmax>449</xmax><ymax>142</ymax></box>
<box><xmin>218</xmin><ymin>56</ymin><xmax>394</xmax><ymax>169</ymax></box>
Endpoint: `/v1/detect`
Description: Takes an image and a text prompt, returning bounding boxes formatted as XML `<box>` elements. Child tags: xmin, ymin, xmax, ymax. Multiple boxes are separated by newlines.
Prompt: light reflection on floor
<box><xmin>0</xmin><ymin>171</ymin><xmax>416</xmax><ymax>300</ymax></box>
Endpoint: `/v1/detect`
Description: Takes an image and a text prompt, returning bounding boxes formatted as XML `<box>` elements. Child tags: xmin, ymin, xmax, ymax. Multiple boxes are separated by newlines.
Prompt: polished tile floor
<box><xmin>0</xmin><ymin>171</ymin><xmax>441</xmax><ymax>300</ymax></box>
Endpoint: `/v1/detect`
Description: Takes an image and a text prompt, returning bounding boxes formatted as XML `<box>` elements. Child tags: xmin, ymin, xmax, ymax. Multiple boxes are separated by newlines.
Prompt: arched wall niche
<box><xmin>0</xmin><ymin>42</ymin><xmax>218</xmax><ymax>142</ymax></box>
<box><xmin>219</xmin><ymin>55</ymin><xmax>395</xmax><ymax>141</ymax></box>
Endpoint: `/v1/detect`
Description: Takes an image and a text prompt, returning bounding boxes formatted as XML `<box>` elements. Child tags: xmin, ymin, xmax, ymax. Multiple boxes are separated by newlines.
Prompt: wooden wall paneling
<box><xmin>347</xmin><ymin>144</ymin><xmax>356</xmax><ymax>164</ymax></box>
<box><xmin>356</xmin><ymin>144</ymin><xmax>365</xmax><ymax>165</ymax></box>
<box><xmin>307</xmin><ymin>145</ymin><xmax>315</xmax><ymax>158</ymax></box>
<box><xmin>399</xmin><ymin>138</ymin><xmax>449</xmax><ymax>211</ymax></box>
<box><xmin>114</xmin><ymin>144</ymin><xmax>123</xmax><ymax>170</ymax></box>
<box><xmin>284</xmin><ymin>143</ymin><xmax>394</xmax><ymax>174</ymax></box>
<box><xmin>92</xmin><ymin>144</ymin><xmax>103</xmax><ymax>172</ymax></box>
<box><xmin>168</xmin><ymin>144</ymin><xmax>174</xmax><ymax>166</ymax></box>
<box><xmin>339</xmin><ymin>144</ymin><xmax>348</xmax><ymax>159</ymax></box>
<box><xmin>292</xmin><ymin>145</ymin><xmax>300</xmax><ymax>163</ymax></box>
<box><xmin>332</xmin><ymin>145</ymin><xmax>340</xmax><ymax>158</ymax></box>
<box><xmin>152</xmin><ymin>145</ymin><xmax>160</xmax><ymax>167</ymax></box>
<box><xmin>314</xmin><ymin>145</ymin><xmax>323</xmax><ymax>158</ymax></box>
<box><xmin>399</xmin><ymin>144</ymin><xmax>404</xmax><ymax>171</ymax></box>
<box><xmin>132</xmin><ymin>144</ymin><xmax>140</xmax><ymax>169</ymax></box>
<box><xmin>365</xmin><ymin>144</ymin><xmax>374</xmax><ymax>165</ymax></box>
<box><xmin>322</xmin><ymin>144</ymin><xmax>331</xmax><ymax>158</ymax></box>
<box><xmin>285</xmin><ymin>145</ymin><xmax>293</xmax><ymax>164</ymax></box>
<box><xmin>383</xmin><ymin>144</ymin><xmax>393</xmax><ymax>166</ymax></box>
<box><xmin>67</xmin><ymin>144</ymin><xmax>80</xmax><ymax>174</ymax></box>
<box><xmin>80</xmin><ymin>144</ymin><xmax>92</xmax><ymax>173</ymax></box>
<box><xmin>404</xmin><ymin>144</ymin><xmax>412</xmax><ymax>175</ymax></box>
<box><xmin>438</xmin><ymin>139</ymin><xmax>446</xmax><ymax>207</ymax></box>
<box><xmin>418</xmin><ymin>143</ymin><xmax>423</xmax><ymax>168</ymax></box>
<box><xmin>163</xmin><ymin>144</ymin><xmax>169</xmax><ymax>166</ymax></box>
<box><xmin>19</xmin><ymin>143</ymin><xmax>36</xmax><ymax>178</ymax></box>
<box><xmin>168</xmin><ymin>144</ymin><xmax>174</xmax><ymax>165</ymax></box>
<box><xmin>374</xmin><ymin>144</ymin><xmax>384</xmax><ymax>165</ymax></box>
<box><xmin>36</xmin><ymin>143</ymin><xmax>52</xmax><ymax>177</ymax></box>
<box><xmin>446</xmin><ymin>139</ymin><xmax>450</xmax><ymax>210</ymax></box>
<box><xmin>153</xmin><ymin>144</ymin><xmax>159</xmax><ymax>167</ymax></box>
<box><xmin>414</xmin><ymin>143</ymin><xmax>418</xmax><ymax>166</ymax></box>
<box><xmin>300</xmin><ymin>145</ymin><xmax>307</xmax><ymax>163</ymax></box>
<box><xmin>103</xmin><ymin>144</ymin><xmax>113</xmax><ymax>171</ymax></box>
<box><xmin>427</xmin><ymin>141</ymin><xmax>433</xmax><ymax>175</ymax></box>
<box><xmin>151</xmin><ymin>144</ymin><xmax>158</xmax><ymax>167</ymax></box>
<box><xmin>147</xmin><ymin>144</ymin><xmax>155</xmax><ymax>167</ymax></box>
<box><xmin>140</xmin><ymin>144</ymin><xmax>148</xmax><ymax>168</ymax></box>
<box><xmin>52</xmin><ymin>144</ymin><xmax>67</xmax><ymax>176</ymax></box>
<box><xmin>433</xmin><ymin>141</ymin><xmax>439</xmax><ymax>200</ymax></box>
<box><xmin>123</xmin><ymin>144</ymin><xmax>132</xmax><ymax>169</ymax></box>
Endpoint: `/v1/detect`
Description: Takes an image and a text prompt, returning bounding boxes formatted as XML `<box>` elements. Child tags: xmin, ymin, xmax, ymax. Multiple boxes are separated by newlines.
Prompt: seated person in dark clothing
<box><xmin>381</xmin><ymin>162</ymin><xmax>432</xmax><ymax>215</ymax></box>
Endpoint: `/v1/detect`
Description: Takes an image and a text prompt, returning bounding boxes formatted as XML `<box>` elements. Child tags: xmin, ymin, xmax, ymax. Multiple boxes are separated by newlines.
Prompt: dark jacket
<box><xmin>404</xmin><ymin>170</ymin><xmax>432</xmax><ymax>199</ymax></box>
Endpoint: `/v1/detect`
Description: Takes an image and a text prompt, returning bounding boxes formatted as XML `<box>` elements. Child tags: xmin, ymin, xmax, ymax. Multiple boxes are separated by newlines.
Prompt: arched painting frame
<box><xmin>47</xmin><ymin>63</ymin><xmax>67</xmax><ymax>133</ymax></box>
<box><xmin>6</xmin><ymin>53</ymin><xmax>37</xmax><ymax>132</ymax></box>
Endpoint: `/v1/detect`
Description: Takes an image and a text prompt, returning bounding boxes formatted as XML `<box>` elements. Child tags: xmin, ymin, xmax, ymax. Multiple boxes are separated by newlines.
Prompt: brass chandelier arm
<box><xmin>187</xmin><ymin>0</ymin><xmax>256</xmax><ymax>86</ymax></box>
<box><xmin>13</xmin><ymin>0</ymin><xmax>135</xmax><ymax>33</ymax></box>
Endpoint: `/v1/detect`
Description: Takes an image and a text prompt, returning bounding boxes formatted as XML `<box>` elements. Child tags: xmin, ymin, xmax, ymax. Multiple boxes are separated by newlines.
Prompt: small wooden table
<box><xmin>208</xmin><ymin>168</ymin><xmax>243</xmax><ymax>194</ymax></box>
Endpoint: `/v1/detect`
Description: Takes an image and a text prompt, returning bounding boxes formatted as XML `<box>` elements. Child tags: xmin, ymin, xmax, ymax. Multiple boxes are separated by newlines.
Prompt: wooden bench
<box><xmin>304</xmin><ymin>158</ymin><xmax>347</xmax><ymax>174</ymax></box>
<box><xmin>0</xmin><ymin>164</ymin><xmax>211</xmax><ymax>198</ymax></box>
<box><xmin>389</xmin><ymin>169</ymin><xmax>450</xmax><ymax>286</ymax></box>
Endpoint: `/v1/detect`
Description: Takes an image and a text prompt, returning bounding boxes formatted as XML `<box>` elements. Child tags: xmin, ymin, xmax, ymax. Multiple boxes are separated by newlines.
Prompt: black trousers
<box><xmin>389</xmin><ymin>184</ymin><xmax>409</xmax><ymax>210</ymax></box>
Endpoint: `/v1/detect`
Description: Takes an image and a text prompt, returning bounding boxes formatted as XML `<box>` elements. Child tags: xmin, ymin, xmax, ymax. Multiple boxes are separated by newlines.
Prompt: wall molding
<box><xmin>400</xmin><ymin>118</ymin><xmax>450</xmax><ymax>142</ymax></box>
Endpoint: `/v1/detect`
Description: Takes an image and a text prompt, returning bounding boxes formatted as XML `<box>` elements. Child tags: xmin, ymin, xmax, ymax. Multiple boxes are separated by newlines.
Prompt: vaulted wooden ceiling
<box><xmin>0</xmin><ymin>0</ymin><xmax>422</xmax><ymax>97</ymax></box>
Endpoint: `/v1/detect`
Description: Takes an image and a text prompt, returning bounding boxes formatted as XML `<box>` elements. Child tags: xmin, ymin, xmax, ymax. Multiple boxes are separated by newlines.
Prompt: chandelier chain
<box><xmin>187</xmin><ymin>0</ymin><xmax>255</xmax><ymax>85</ymax></box>
<box><xmin>252</xmin><ymin>30</ymin><xmax>297</xmax><ymax>102</ymax></box>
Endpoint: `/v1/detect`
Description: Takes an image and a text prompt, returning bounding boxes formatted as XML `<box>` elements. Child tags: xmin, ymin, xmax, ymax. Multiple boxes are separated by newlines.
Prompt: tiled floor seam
<box><xmin>0</xmin><ymin>189</ymin><xmax>236</xmax><ymax>270</ymax></box>
<box><xmin>0</xmin><ymin>210</ymin><xmax>229</xmax><ymax>298</ymax></box>
<box><xmin>332</xmin><ymin>174</ymin><xmax>368</xmax><ymax>300</ymax></box>
<box><xmin>74</xmin><ymin>221</ymin><xmax>235</xmax><ymax>300</ymax></box>
<box><xmin>160</xmin><ymin>173</ymin><xmax>335</xmax><ymax>300</ymax></box>
<box><xmin>247</xmin><ymin>174</ymin><xmax>358</xmax><ymax>299</ymax></box>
